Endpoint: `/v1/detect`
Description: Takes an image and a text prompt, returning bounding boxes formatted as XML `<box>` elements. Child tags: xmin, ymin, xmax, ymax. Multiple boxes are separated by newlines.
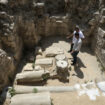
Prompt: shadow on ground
<box><xmin>72</xmin><ymin>57</ymin><xmax>86</xmax><ymax>79</ymax></box>
<box><xmin>39</xmin><ymin>35</ymin><xmax>69</xmax><ymax>51</ymax></box>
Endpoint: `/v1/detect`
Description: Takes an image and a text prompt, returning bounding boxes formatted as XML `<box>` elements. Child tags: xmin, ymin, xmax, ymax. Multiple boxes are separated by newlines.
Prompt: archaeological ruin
<box><xmin>0</xmin><ymin>0</ymin><xmax>105</xmax><ymax>105</ymax></box>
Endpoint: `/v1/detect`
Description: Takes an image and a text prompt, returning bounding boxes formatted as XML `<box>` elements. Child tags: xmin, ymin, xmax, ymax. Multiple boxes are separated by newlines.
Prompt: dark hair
<box><xmin>75</xmin><ymin>32</ymin><xmax>79</xmax><ymax>37</ymax></box>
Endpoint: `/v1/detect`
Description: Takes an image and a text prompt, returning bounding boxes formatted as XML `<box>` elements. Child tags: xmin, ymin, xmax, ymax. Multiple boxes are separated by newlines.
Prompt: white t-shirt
<box><xmin>72</xmin><ymin>30</ymin><xmax>85</xmax><ymax>43</ymax></box>
<box><xmin>73</xmin><ymin>38</ymin><xmax>82</xmax><ymax>51</ymax></box>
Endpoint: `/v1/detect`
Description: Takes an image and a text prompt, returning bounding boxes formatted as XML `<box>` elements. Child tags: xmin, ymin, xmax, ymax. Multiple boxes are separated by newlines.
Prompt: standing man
<box><xmin>67</xmin><ymin>25</ymin><xmax>84</xmax><ymax>52</ymax></box>
<box><xmin>71</xmin><ymin>33</ymin><xmax>82</xmax><ymax>65</ymax></box>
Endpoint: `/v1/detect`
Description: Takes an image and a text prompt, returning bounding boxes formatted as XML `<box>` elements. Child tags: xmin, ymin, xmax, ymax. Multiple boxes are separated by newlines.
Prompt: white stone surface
<box><xmin>56</xmin><ymin>60</ymin><xmax>68</xmax><ymax>69</ymax></box>
<box><xmin>97</xmin><ymin>81</ymin><xmax>105</xmax><ymax>92</ymax></box>
<box><xmin>16</xmin><ymin>70</ymin><xmax>49</xmax><ymax>82</ymax></box>
<box><xmin>0</xmin><ymin>0</ymin><xmax>8</xmax><ymax>4</ymax></box>
<box><xmin>55</xmin><ymin>54</ymin><xmax>66</xmax><ymax>61</ymax></box>
<box><xmin>14</xmin><ymin>86</ymin><xmax>76</xmax><ymax>94</ymax></box>
<box><xmin>98</xmin><ymin>27</ymin><xmax>105</xmax><ymax>37</ymax></box>
<box><xmin>10</xmin><ymin>92</ymin><xmax>51</xmax><ymax>105</ymax></box>
<box><xmin>35</xmin><ymin>58</ymin><xmax>53</xmax><ymax>66</ymax></box>
<box><xmin>34</xmin><ymin>65</ymin><xmax>43</xmax><ymax>71</ymax></box>
<box><xmin>45</xmin><ymin>47</ymin><xmax>64</xmax><ymax>57</ymax></box>
<box><xmin>22</xmin><ymin>63</ymin><xmax>33</xmax><ymax>72</ymax></box>
<box><xmin>78</xmin><ymin>82</ymin><xmax>100</xmax><ymax>101</ymax></box>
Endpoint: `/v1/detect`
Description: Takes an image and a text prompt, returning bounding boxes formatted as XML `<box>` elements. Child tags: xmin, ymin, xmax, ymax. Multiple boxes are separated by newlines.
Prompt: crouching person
<box><xmin>71</xmin><ymin>33</ymin><xmax>82</xmax><ymax>65</ymax></box>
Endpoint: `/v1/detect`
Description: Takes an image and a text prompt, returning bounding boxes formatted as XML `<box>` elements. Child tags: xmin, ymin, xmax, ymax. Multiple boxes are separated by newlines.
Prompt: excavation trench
<box><xmin>1</xmin><ymin>35</ymin><xmax>105</xmax><ymax>105</ymax></box>
<box><xmin>9</xmin><ymin>36</ymin><xmax>105</xmax><ymax>105</ymax></box>
<box><xmin>1</xmin><ymin>0</ymin><xmax>105</xmax><ymax>105</ymax></box>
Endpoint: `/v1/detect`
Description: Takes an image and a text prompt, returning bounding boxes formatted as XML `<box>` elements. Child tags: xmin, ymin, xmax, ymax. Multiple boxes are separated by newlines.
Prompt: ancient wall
<box><xmin>0</xmin><ymin>0</ymin><xmax>105</xmax><ymax>92</ymax></box>
<box><xmin>0</xmin><ymin>2</ymin><xmax>23</xmax><ymax>92</ymax></box>
<box><xmin>95</xmin><ymin>0</ymin><xmax>105</xmax><ymax>69</ymax></box>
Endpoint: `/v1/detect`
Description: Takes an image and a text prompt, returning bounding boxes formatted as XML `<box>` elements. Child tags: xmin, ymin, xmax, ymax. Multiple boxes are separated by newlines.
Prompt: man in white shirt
<box><xmin>67</xmin><ymin>25</ymin><xmax>84</xmax><ymax>52</ymax></box>
<box><xmin>71</xmin><ymin>32</ymin><xmax>82</xmax><ymax>65</ymax></box>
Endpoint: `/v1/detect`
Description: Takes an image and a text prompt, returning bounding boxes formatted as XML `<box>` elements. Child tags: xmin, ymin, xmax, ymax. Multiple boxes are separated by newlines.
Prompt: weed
<box><xmin>42</xmin><ymin>74</ymin><xmax>50</xmax><ymax>80</ymax></box>
<box><xmin>9</xmin><ymin>88</ymin><xmax>16</xmax><ymax>97</ymax></box>
<box><xmin>33</xmin><ymin>88</ymin><xmax>38</xmax><ymax>93</ymax></box>
<box><xmin>68</xmin><ymin>66</ymin><xmax>72</xmax><ymax>71</ymax></box>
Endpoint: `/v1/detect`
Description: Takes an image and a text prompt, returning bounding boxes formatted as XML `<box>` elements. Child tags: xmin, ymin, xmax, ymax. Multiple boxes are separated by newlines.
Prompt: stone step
<box><xmin>14</xmin><ymin>86</ymin><xmax>76</xmax><ymax>94</ymax></box>
<box><xmin>15</xmin><ymin>70</ymin><xmax>50</xmax><ymax>84</ymax></box>
<box><xmin>10</xmin><ymin>92</ymin><xmax>51</xmax><ymax>105</ymax></box>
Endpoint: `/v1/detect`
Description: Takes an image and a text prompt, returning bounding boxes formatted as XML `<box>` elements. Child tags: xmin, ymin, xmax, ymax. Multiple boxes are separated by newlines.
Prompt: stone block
<box><xmin>16</xmin><ymin>70</ymin><xmax>50</xmax><ymax>83</ymax></box>
<box><xmin>55</xmin><ymin>54</ymin><xmax>66</xmax><ymax>61</ymax></box>
<box><xmin>34</xmin><ymin>65</ymin><xmax>43</xmax><ymax>71</ymax></box>
<box><xmin>88</xmin><ymin>19</ymin><xmax>96</xmax><ymax>26</ymax></box>
<box><xmin>35</xmin><ymin>58</ymin><xmax>53</xmax><ymax>67</ymax></box>
<box><xmin>10</xmin><ymin>92</ymin><xmax>51</xmax><ymax>105</ymax></box>
<box><xmin>100</xmin><ymin>16</ymin><xmax>105</xmax><ymax>24</ymax></box>
<box><xmin>0</xmin><ymin>0</ymin><xmax>8</xmax><ymax>4</ymax></box>
<box><xmin>22</xmin><ymin>63</ymin><xmax>33</xmax><ymax>72</ymax></box>
<box><xmin>45</xmin><ymin>47</ymin><xmax>64</xmax><ymax>57</ymax></box>
<box><xmin>98</xmin><ymin>27</ymin><xmax>105</xmax><ymax>38</ymax></box>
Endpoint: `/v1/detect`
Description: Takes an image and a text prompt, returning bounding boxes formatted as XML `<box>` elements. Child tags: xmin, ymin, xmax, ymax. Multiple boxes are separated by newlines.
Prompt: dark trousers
<box><xmin>72</xmin><ymin>51</ymin><xmax>79</xmax><ymax>64</ymax></box>
<box><xmin>70</xmin><ymin>43</ymin><xmax>74</xmax><ymax>52</ymax></box>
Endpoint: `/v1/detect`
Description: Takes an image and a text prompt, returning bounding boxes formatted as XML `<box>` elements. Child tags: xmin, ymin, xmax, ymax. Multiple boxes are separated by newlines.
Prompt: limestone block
<box><xmin>101</xmin><ymin>8</ymin><xmax>105</xmax><ymax>15</ymax></box>
<box><xmin>35</xmin><ymin>47</ymin><xmax>42</xmax><ymax>55</ymax></box>
<box><xmin>22</xmin><ymin>63</ymin><xmax>33</xmax><ymax>72</ymax></box>
<box><xmin>16</xmin><ymin>70</ymin><xmax>50</xmax><ymax>83</ymax></box>
<box><xmin>98</xmin><ymin>27</ymin><xmax>105</xmax><ymax>38</ymax></box>
<box><xmin>100</xmin><ymin>16</ymin><xmax>105</xmax><ymax>24</ymax></box>
<box><xmin>35</xmin><ymin>58</ymin><xmax>53</xmax><ymax>67</ymax></box>
<box><xmin>14</xmin><ymin>86</ymin><xmax>76</xmax><ymax>94</ymax></box>
<box><xmin>101</xmin><ymin>49</ymin><xmax>105</xmax><ymax>55</ymax></box>
<box><xmin>45</xmin><ymin>47</ymin><xmax>64</xmax><ymax>57</ymax></box>
<box><xmin>56</xmin><ymin>60</ymin><xmax>68</xmax><ymax>71</ymax></box>
<box><xmin>56</xmin><ymin>60</ymin><xmax>69</xmax><ymax>80</ymax></box>
<box><xmin>88</xmin><ymin>19</ymin><xmax>96</xmax><ymax>26</ymax></box>
<box><xmin>10</xmin><ymin>92</ymin><xmax>51</xmax><ymax>105</ymax></box>
<box><xmin>34</xmin><ymin>65</ymin><xmax>43</xmax><ymax>71</ymax></box>
<box><xmin>55</xmin><ymin>54</ymin><xmax>66</xmax><ymax>61</ymax></box>
<box><xmin>96</xmin><ymin>81</ymin><xmax>105</xmax><ymax>92</ymax></box>
<box><xmin>34</xmin><ymin>3</ymin><xmax>45</xmax><ymax>8</ymax></box>
<box><xmin>0</xmin><ymin>0</ymin><xmax>8</xmax><ymax>4</ymax></box>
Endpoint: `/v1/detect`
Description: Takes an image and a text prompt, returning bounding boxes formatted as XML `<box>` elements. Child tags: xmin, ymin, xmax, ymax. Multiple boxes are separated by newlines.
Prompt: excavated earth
<box><xmin>0</xmin><ymin>0</ymin><xmax>105</xmax><ymax>105</ymax></box>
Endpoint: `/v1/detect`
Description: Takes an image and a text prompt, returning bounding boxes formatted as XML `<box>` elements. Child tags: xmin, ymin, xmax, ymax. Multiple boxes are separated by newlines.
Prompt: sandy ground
<box><xmin>41</xmin><ymin>36</ymin><xmax>105</xmax><ymax>86</ymax></box>
<box><xmin>51</xmin><ymin>92</ymin><xmax>105</xmax><ymax>105</ymax></box>
<box><xmin>41</xmin><ymin>36</ymin><xmax>105</xmax><ymax>105</ymax></box>
<box><xmin>14</xmin><ymin>36</ymin><xmax>105</xmax><ymax>105</ymax></box>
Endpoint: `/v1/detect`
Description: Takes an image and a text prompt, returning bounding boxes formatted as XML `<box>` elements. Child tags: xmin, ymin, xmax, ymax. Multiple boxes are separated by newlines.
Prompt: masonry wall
<box><xmin>0</xmin><ymin>0</ymin><xmax>105</xmax><ymax>92</ymax></box>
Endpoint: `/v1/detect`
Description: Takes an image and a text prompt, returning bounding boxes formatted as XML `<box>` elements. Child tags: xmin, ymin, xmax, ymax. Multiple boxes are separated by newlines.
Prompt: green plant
<box><xmin>33</xmin><ymin>88</ymin><xmax>38</xmax><ymax>93</ymax></box>
<box><xmin>42</xmin><ymin>74</ymin><xmax>50</xmax><ymax>80</ymax></box>
<box><xmin>9</xmin><ymin>87</ymin><xmax>16</xmax><ymax>97</ymax></box>
<box><xmin>68</xmin><ymin>66</ymin><xmax>72</xmax><ymax>71</ymax></box>
<box><xmin>32</xmin><ymin>59</ymin><xmax>36</xmax><ymax>69</ymax></box>
<box><xmin>51</xmin><ymin>99</ymin><xmax>54</xmax><ymax>105</ymax></box>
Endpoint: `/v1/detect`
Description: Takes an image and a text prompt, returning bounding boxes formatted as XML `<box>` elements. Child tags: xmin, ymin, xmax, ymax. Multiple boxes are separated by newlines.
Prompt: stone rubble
<box><xmin>0</xmin><ymin>0</ymin><xmax>105</xmax><ymax>100</ymax></box>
